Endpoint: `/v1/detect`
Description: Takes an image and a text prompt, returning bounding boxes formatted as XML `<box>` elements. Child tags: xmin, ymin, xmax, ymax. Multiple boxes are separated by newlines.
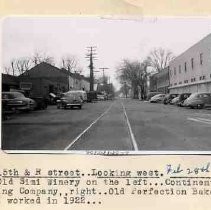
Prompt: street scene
<box><xmin>2</xmin><ymin>99</ymin><xmax>211</xmax><ymax>151</ymax></box>
<box><xmin>1</xmin><ymin>17</ymin><xmax>211</xmax><ymax>151</ymax></box>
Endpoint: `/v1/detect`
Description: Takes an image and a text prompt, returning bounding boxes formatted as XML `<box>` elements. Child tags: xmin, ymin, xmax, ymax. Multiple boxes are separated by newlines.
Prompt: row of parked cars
<box><xmin>148</xmin><ymin>92</ymin><xmax>211</xmax><ymax>109</ymax></box>
<box><xmin>2</xmin><ymin>90</ymin><xmax>114</xmax><ymax>119</ymax></box>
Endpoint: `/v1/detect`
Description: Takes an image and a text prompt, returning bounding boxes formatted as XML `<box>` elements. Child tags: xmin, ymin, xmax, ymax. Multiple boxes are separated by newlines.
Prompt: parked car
<box><xmin>177</xmin><ymin>93</ymin><xmax>192</xmax><ymax>107</ymax></box>
<box><xmin>2</xmin><ymin>91</ymin><xmax>36</xmax><ymax>112</ymax></box>
<box><xmin>74</xmin><ymin>90</ymin><xmax>87</xmax><ymax>102</ymax></box>
<box><xmin>163</xmin><ymin>94</ymin><xmax>179</xmax><ymax>105</ymax></box>
<box><xmin>146</xmin><ymin>92</ymin><xmax>163</xmax><ymax>101</ymax></box>
<box><xmin>183</xmin><ymin>93</ymin><xmax>211</xmax><ymax>109</ymax></box>
<box><xmin>97</xmin><ymin>93</ymin><xmax>106</xmax><ymax>101</ymax></box>
<box><xmin>107</xmin><ymin>93</ymin><xmax>114</xmax><ymax>100</ymax></box>
<box><xmin>49</xmin><ymin>93</ymin><xmax>60</xmax><ymax>105</ymax></box>
<box><xmin>31</xmin><ymin>96</ymin><xmax>48</xmax><ymax>110</ymax></box>
<box><xmin>170</xmin><ymin>96</ymin><xmax>180</xmax><ymax>105</ymax></box>
<box><xmin>149</xmin><ymin>94</ymin><xmax>166</xmax><ymax>103</ymax></box>
<box><xmin>56</xmin><ymin>91</ymin><xmax>83</xmax><ymax>109</ymax></box>
<box><xmin>87</xmin><ymin>91</ymin><xmax>97</xmax><ymax>103</ymax></box>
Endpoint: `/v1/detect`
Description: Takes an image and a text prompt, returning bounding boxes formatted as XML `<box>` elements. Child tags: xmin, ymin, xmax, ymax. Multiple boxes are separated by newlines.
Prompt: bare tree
<box><xmin>11</xmin><ymin>59</ymin><xmax>16</xmax><ymax>76</ymax></box>
<box><xmin>117</xmin><ymin>59</ymin><xmax>149</xmax><ymax>99</ymax></box>
<box><xmin>31</xmin><ymin>51</ymin><xmax>55</xmax><ymax>66</ymax></box>
<box><xmin>15</xmin><ymin>57</ymin><xmax>32</xmax><ymax>75</ymax></box>
<box><xmin>60</xmin><ymin>55</ymin><xmax>79</xmax><ymax>73</ymax></box>
<box><xmin>3</xmin><ymin>66</ymin><xmax>11</xmax><ymax>75</ymax></box>
<box><xmin>146</xmin><ymin>48</ymin><xmax>174</xmax><ymax>72</ymax></box>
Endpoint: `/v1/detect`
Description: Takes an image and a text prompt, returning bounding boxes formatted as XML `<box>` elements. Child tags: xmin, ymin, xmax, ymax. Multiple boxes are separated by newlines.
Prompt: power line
<box><xmin>99</xmin><ymin>67</ymin><xmax>109</xmax><ymax>84</ymax></box>
<box><xmin>86</xmin><ymin>46</ymin><xmax>97</xmax><ymax>91</ymax></box>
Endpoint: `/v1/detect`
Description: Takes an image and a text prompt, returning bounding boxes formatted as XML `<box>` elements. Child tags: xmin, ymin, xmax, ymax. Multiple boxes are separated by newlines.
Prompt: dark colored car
<box><xmin>31</xmin><ymin>96</ymin><xmax>48</xmax><ymax>110</ymax></box>
<box><xmin>183</xmin><ymin>93</ymin><xmax>211</xmax><ymax>109</ymax></box>
<box><xmin>177</xmin><ymin>93</ymin><xmax>191</xmax><ymax>107</ymax></box>
<box><xmin>2</xmin><ymin>92</ymin><xmax>36</xmax><ymax>112</ymax></box>
<box><xmin>163</xmin><ymin>94</ymin><xmax>179</xmax><ymax>105</ymax></box>
<box><xmin>87</xmin><ymin>91</ymin><xmax>97</xmax><ymax>103</ymax></box>
<box><xmin>57</xmin><ymin>91</ymin><xmax>83</xmax><ymax>109</ymax></box>
<box><xmin>49</xmin><ymin>93</ymin><xmax>61</xmax><ymax>105</ymax></box>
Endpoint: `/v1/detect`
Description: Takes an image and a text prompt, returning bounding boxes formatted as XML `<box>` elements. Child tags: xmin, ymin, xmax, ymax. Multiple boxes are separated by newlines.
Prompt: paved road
<box><xmin>2</xmin><ymin>99</ymin><xmax>211</xmax><ymax>151</ymax></box>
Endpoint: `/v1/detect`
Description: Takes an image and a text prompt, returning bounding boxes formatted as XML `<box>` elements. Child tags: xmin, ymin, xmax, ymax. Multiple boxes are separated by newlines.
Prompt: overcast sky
<box><xmin>2</xmin><ymin>17</ymin><xmax>211</xmax><ymax>89</ymax></box>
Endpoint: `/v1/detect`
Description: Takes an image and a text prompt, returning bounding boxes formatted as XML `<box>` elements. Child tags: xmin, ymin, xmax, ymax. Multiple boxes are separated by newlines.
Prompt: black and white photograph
<box><xmin>1</xmin><ymin>17</ymin><xmax>211</xmax><ymax>151</ymax></box>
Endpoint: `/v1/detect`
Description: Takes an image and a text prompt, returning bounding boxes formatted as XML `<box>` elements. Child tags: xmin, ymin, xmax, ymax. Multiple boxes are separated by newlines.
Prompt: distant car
<box><xmin>146</xmin><ymin>92</ymin><xmax>163</xmax><ymax>101</ymax></box>
<box><xmin>107</xmin><ymin>93</ymin><xmax>114</xmax><ymax>100</ymax></box>
<box><xmin>87</xmin><ymin>91</ymin><xmax>97</xmax><ymax>102</ymax></box>
<box><xmin>183</xmin><ymin>93</ymin><xmax>211</xmax><ymax>109</ymax></box>
<box><xmin>56</xmin><ymin>91</ymin><xmax>83</xmax><ymax>109</ymax></box>
<box><xmin>163</xmin><ymin>94</ymin><xmax>179</xmax><ymax>105</ymax></box>
<box><xmin>97</xmin><ymin>93</ymin><xmax>106</xmax><ymax>101</ymax></box>
<box><xmin>177</xmin><ymin>93</ymin><xmax>192</xmax><ymax>107</ymax></box>
<box><xmin>149</xmin><ymin>94</ymin><xmax>166</xmax><ymax>103</ymax></box>
<box><xmin>170</xmin><ymin>96</ymin><xmax>180</xmax><ymax>105</ymax></box>
<box><xmin>2</xmin><ymin>92</ymin><xmax>36</xmax><ymax>112</ymax></box>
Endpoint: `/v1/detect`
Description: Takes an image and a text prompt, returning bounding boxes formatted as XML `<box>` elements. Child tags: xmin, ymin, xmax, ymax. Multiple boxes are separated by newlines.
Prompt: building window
<box><xmin>179</xmin><ymin>65</ymin><xmax>181</xmax><ymax>74</ymax></box>
<box><xmin>169</xmin><ymin>69</ymin><xmax>172</xmax><ymax>77</ymax></box>
<box><xmin>184</xmin><ymin>62</ymin><xmax>187</xmax><ymax>73</ymax></box>
<box><xmin>191</xmin><ymin>58</ymin><xmax>194</xmax><ymax>69</ymax></box>
<box><xmin>200</xmin><ymin>53</ymin><xmax>203</xmax><ymax>65</ymax></box>
<box><xmin>191</xmin><ymin>78</ymin><xmax>196</xmax><ymax>82</ymax></box>
<box><xmin>174</xmin><ymin>67</ymin><xmax>176</xmax><ymax>75</ymax></box>
<box><xmin>174</xmin><ymin>83</ymin><xmax>177</xmax><ymax>86</ymax></box>
<box><xmin>199</xmin><ymin>76</ymin><xmax>206</xmax><ymax>80</ymax></box>
<box><xmin>179</xmin><ymin>81</ymin><xmax>182</xmax><ymax>84</ymax></box>
<box><xmin>184</xmin><ymin>80</ymin><xmax>188</xmax><ymax>84</ymax></box>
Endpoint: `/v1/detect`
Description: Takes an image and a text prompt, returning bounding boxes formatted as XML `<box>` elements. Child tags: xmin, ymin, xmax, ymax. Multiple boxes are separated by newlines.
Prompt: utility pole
<box><xmin>86</xmin><ymin>46</ymin><xmax>97</xmax><ymax>91</ymax></box>
<box><xmin>99</xmin><ymin>67</ymin><xmax>109</xmax><ymax>84</ymax></box>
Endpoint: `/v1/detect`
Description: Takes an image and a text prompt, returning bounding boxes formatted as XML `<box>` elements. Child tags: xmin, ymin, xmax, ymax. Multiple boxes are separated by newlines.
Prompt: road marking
<box><xmin>187</xmin><ymin>117</ymin><xmax>211</xmax><ymax>125</ymax></box>
<box><xmin>121</xmin><ymin>102</ymin><xmax>139</xmax><ymax>151</ymax></box>
<box><xmin>196</xmin><ymin>117</ymin><xmax>211</xmax><ymax>122</ymax></box>
<box><xmin>64</xmin><ymin>102</ymin><xmax>114</xmax><ymax>150</ymax></box>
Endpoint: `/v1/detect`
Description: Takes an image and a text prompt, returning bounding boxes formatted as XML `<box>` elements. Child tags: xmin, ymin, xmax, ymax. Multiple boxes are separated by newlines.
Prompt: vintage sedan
<box><xmin>183</xmin><ymin>93</ymin><xmax>211</xmax><ymax>109</ymax></box>
<box><xmin>56</xmin><ymin>91</ymin><xmax>83</xmax><ymax>109</ymax></box>
<box><xmin>163</xmin><ymin>94</ymin><xmax>179</xmax><ymax>105</ymax></box>
<box><xmin>149</xmin><ymin>94</ymin><xmax>166</xmax><ymax>103</ymax></box>
<box><xmin>177</xmin><ymin>93</ymin><xmax>192</xmax><ymax>107</ymax></box>
<box><xmin>170</xmin><ymin>96</ymin><xmax>180</xmax><ymax>105</ymax></box>
<box><xmin>2</xmin><ymin>91</ymin><xmax>36</xmax><ymax>112</ymax></box>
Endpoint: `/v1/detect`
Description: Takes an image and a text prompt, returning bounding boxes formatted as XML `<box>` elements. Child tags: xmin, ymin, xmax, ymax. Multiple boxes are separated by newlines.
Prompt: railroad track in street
<box><xmin>64</xmin><ymin>100</ymin><xmax>138</xmax><ymax>151</ymax></box>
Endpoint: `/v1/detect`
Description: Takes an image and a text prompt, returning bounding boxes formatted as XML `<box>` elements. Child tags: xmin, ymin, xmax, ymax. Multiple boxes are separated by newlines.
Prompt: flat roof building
<box><xmin>169</xmin><ymin>34</ymin><xmax>211</xmax><ymax>94</ymax></box>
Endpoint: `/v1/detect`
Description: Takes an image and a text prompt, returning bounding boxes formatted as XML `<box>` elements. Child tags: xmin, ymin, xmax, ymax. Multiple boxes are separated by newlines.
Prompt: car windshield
<box><xmin>2</xmin><ymin>92</ymin><xmax>25</xmax><ymax>99</ymax></box>
<box><xmin>66</xmin><ymin>92</ymin><xmax>81</xmax><ymax>97</ymax></box>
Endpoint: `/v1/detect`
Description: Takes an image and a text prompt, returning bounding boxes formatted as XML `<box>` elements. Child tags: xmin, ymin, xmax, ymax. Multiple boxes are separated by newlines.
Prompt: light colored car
<box><xmin>149</xmin><ymin>94</ymin><xmax>166</xmax><ymax>103</ymax></box>
<box><xmin>97</xmin><ymin>94</ymin><xmax>106</xmax><ymax>101</ymax></box>
<box><xmin>2</xmin><ymin>92</ymin><xmax>36</xmax><ymax>111</ymax></box>
<box><xmin>170</xmin><ymin>96</ymin><xmax>180</xmax><ymax>105</ymax></box>
<box><xmin>56</xmin><ymin>91</ymin><xmax>83</xmax><ymax>109</ymax></box>
<box><xmin>183</xmin><ymin>93</ymin><xmax>211</xmax><ymax>109</ymax></box>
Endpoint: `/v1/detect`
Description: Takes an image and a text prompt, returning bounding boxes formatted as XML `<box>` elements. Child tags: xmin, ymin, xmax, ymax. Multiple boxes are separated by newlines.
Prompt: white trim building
<box><xmin>169</xmin><ymin>34</ymin><xmax>211</xmax><ymax>94</ymax></box>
